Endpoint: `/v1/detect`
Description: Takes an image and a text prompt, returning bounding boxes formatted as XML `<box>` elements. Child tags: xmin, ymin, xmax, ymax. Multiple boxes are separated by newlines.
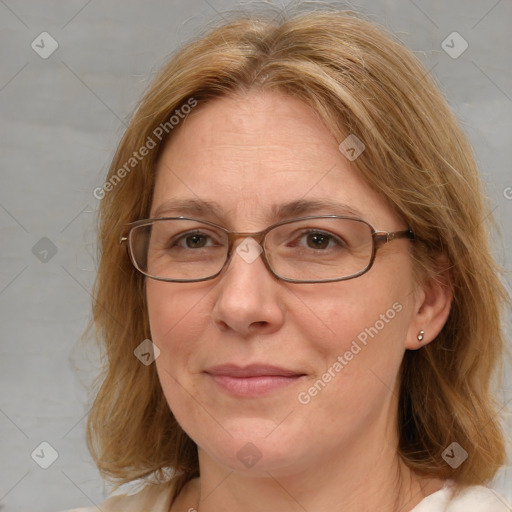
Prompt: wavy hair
<box><xmin>86</xmin><ymin>6</ymin><xmax>508</xmax><ymax>501</ymax></box>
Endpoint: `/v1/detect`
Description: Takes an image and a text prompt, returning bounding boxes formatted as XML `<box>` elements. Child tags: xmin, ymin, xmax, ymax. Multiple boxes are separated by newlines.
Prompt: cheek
<box><xmin>147</xmin><ymin>281</ymin><xmax>208</xmax><ymax>334</ymax></box>
<box><xmin>298</xmin><ymin>279</ymin><xmax>409</xmax><ymax>402</ymax></box>
<box><xmin>299</xmin><ymin>277</ymin><xmax>406</xmax><ymax>353</ymax></box>
<box><xmin>146</xmin><ymin>282</ymin><xmax>212</xmax><ymax>372</ymax></box>
<box><xmin>147</xmin><ymin>283</ymin><xmax>213</xmax><ymax>435</ymax></box>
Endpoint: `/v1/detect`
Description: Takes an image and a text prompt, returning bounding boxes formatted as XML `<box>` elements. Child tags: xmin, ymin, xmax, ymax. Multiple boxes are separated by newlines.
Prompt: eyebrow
<box><xmin>152</xmin><ymin>198</ymin><xmax>364</xmax><ymax>222</ymax></box>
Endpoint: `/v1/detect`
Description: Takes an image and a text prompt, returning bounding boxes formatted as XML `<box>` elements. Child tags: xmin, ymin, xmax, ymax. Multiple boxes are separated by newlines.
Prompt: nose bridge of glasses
<box><xmin>226</xmin><ymin>230</ymin><xmax>266</xmax><ymax>252</ymax></box>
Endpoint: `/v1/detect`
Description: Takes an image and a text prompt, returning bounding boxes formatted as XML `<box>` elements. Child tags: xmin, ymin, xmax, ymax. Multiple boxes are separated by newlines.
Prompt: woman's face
<box><xmin>147</xmin><ymin>90</ymin><xmax>420</xmax><ymax>476</ymax></box>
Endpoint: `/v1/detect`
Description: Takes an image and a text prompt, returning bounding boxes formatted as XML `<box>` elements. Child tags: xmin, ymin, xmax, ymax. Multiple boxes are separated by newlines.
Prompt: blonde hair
<box><xmin>86</xmin><ymin>7</ymin><xmax>508</xmax><ymax>500</ymax></box>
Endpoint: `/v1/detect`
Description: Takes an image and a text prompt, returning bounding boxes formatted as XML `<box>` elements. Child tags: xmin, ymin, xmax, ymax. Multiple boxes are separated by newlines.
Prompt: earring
<box><xmin>417</xmin><ymin>330</ymin><xmax>425</xmax><ymax>342</ymax></box>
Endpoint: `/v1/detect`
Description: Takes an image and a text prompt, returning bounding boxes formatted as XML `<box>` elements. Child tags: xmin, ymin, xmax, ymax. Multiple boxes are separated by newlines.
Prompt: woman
<box><xmin>68</xmin><ymin>7</ymin><xmax>511</xmax><ymax>512</ymax></box>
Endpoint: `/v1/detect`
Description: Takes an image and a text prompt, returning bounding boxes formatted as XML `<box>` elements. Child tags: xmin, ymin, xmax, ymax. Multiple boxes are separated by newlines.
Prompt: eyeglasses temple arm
<box><xmin>374</xmin><ymin>229</ymin><xmax>415</xmax><ymax>245</ymax></box>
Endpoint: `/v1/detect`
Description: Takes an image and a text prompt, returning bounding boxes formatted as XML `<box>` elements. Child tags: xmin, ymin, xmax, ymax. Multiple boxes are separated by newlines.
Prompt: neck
<box><xmin>175</xmin><ymin>436</ymin><xmax>442</xmax><ymax>512</ymax></box>
<box><xmin>171</xmin><ymin>383</ymin><xmax>443</xmax><ymax>511</ymax></box>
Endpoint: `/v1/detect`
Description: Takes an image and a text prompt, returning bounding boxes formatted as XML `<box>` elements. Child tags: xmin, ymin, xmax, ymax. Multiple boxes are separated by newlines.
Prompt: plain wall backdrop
<box><xmin>0</xmin><ymin>1</ymin><xmax>511</xmax><ymax>510</ymax></box>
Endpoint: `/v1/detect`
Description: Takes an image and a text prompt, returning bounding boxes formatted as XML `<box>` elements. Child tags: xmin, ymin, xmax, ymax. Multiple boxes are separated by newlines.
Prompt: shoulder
<box><xmin>412</xmin><ymin>482</ymin><xmax>512</xmax><ymax>512</ymax></box>
<box><xmin>446</xmin><ymin>486</ymin><xmax>512</xmax><ymax>512</ymax></box>
<box><xmin>59</xmin><ymin>482</ymin><xmax>174</xmax><ymax>512</ymax></box>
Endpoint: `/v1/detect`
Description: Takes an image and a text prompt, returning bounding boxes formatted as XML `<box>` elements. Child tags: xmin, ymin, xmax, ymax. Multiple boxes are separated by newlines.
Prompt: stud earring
<box><xmin>417</xmin><ymin>330</ymin><xmax>425</xmax><ymax>342</ymax></box>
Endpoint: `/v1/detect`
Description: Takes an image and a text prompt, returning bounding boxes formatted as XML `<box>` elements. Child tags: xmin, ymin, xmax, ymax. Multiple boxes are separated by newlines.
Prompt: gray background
<box><xmin>0</xmin><ymin>1</ymin><xmax>511</xmax><ymax>510</ymax></box>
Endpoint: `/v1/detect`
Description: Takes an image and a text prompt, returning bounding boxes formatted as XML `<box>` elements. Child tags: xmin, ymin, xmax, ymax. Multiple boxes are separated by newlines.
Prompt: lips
<box><xmin>205</xmin><ymin>364</ymin><xmax>304</xmax><ymax>378</ymax></box>
<box><xmin>204</xmin><ymin>364</ymin><xmax>306</xmax><ymax>396</ymax></box>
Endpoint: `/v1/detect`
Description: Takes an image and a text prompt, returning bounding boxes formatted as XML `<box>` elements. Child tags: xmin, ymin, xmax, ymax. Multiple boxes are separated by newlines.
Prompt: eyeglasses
<box><xmin>120</xmin><ymin>215</ymin><xmax>414</xmax><ymax>284</ymax></box>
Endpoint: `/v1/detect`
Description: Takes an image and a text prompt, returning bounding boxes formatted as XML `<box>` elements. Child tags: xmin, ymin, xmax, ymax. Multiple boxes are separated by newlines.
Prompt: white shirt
<box><xmin>61</xmin><ymin>480</ymin><xmax>511</xmax><ymax>512</ymax></box>
<box><xmin>410</xmin><ymin>482</ymin><xmax>511</xmax><ymax>511</ymax></box>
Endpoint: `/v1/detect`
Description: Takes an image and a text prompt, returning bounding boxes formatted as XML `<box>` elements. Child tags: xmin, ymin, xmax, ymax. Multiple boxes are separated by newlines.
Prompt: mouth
<box><xmin>204</xmin><ymin>364</ymin><xmax>307</xmax><ymax>397</ymax></box>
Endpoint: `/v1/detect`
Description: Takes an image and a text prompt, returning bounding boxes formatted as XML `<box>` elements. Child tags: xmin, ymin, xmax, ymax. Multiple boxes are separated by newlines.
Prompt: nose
<box><xmin>211</xmin><ymin>238</ymin><xmax>285</xmax><ymax>337</ymax></box>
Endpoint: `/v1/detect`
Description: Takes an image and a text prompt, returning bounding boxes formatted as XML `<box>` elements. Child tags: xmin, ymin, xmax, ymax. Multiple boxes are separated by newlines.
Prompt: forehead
<box><xmin>151</xmin><ymin>90</ymin><xmax>396</xmax><ymax>229</ymax></box>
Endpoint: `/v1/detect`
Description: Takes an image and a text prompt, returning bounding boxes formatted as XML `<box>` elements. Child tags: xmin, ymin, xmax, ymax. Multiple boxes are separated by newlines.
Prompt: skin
<box><xmin>146</xmin><ymin>90</ymin><xmax>452</xmax><ymax>511</ymax></box>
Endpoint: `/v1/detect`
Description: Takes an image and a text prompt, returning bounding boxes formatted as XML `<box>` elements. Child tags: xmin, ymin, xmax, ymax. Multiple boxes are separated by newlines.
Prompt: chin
<box><xmin>193</xmin><ymin>420</ymin><xmax>311</xmax><ymax>476</ymax></box>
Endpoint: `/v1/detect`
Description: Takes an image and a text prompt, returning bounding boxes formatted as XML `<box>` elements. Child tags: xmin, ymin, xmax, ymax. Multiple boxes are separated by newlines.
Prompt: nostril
<box><xmin>250</xmin><ymin>321</ymin><xmax>268</xmax><ymax>329</ymax></box>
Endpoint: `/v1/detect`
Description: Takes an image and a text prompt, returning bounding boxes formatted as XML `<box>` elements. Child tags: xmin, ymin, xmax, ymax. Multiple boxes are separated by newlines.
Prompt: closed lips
<box><xmin>204</xmin><ymin>364</ymin><xmax>306</xmax><ymax>377</ymax></box>
<box><xmin>204</xmin><ymin>364</ymin><xmax>307</xmax><ymax>396</ymax></box>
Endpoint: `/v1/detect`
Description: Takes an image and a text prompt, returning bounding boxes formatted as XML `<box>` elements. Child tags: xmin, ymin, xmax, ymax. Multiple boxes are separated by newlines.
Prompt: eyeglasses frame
<box><xmin>120</xmin><ymin>215</ymin><xmax>415</xmax><ymax>284</ymax></box>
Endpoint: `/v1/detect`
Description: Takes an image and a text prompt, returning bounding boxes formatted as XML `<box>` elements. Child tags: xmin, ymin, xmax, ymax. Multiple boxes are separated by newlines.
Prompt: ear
<box><xmin>405</xmin><ymin>258</ymin><xmax>453</xmax><ymax>350</ymax></box>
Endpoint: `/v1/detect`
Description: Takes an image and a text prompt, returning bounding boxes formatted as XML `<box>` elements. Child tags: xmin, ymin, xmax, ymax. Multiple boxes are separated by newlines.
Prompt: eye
<box><xmin>182</xmin><ymin>233</ymin><xmax>208</xmax><ymax>248</ymax></box>
<box><xmin>295</xmin><ymin>230</ymin><xmax>347</xmax><ymax>251</ymax></box>
<box><xmin>171</xmin><ymin>230</ymin><xmax>218</xmax><ymax>249</ymax></box>
<box><xmin>305</xmin><ymin>232</ymin><xmax>332</xmax><ymax>250</ymax></box>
